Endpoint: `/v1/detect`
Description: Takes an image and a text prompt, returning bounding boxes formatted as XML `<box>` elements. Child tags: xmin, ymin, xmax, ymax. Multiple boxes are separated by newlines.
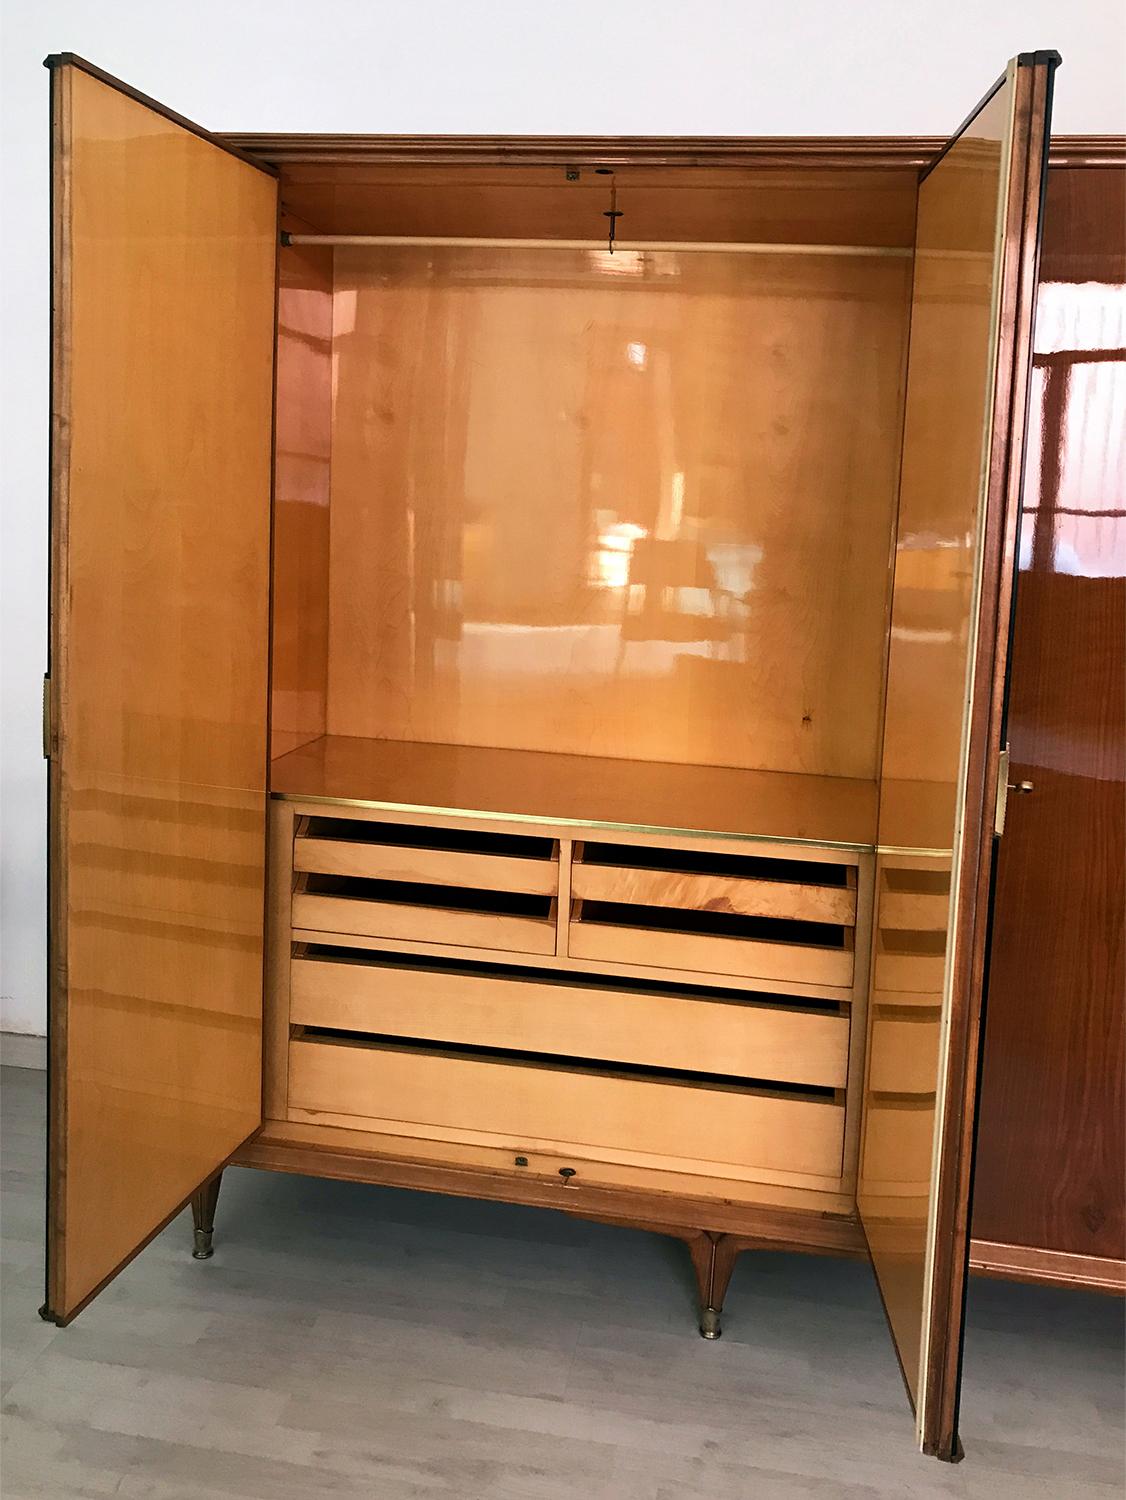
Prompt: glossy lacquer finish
<box><xmin>46</xmin><ymin>65</ymin><xmax>277</xmax><ymax>1320</ymax></box>
<box><xmin>270</xmin><ymin>734</ymin><xmax>878</xmax><ymax>847</ymax></box>
<box><xmin>325</xmin><ymin>243</ymin><xmax>911</xmax><ymax>779</ymax></box>
<box><xmin>272</xmin><ymin>231</ymin><xmax>333</xmax><ymax>759</ymax></box>
<box><xmin>859</xmin><ymin>80</ymin><xmax>1016</xmax><ymax>1413</ymax></box>
<box><xmin>973</xmin><ymin>165</ymin><xmax>1126</xmax><ymax>1271</ymax></box>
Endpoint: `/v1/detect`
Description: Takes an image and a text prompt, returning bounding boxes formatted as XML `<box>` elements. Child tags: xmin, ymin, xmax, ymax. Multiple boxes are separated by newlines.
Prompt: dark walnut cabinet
<box><xmin>971</xmin><ymin>162</ymin><xmax>1126</xmax><ymax>1293</ymax></box>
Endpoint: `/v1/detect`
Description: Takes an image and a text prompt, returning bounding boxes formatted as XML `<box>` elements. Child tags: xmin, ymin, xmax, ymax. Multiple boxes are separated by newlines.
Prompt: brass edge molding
<box><xmin>268</xmin><ymin>790</ymin><xmax>876</xmax><ymax>854</ymax></box>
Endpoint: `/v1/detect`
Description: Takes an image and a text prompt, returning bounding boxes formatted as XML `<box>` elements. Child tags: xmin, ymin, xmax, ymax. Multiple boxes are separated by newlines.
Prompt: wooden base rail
<box><xmin>969</xmin><ymin>1240</ymin><xmax>1126</xmax><ymax>1294</ymax></box>
<box><xmin>209</xmin><ymin>1149</ymin><xmax>868</xmax><ymax>1335</ymax></box>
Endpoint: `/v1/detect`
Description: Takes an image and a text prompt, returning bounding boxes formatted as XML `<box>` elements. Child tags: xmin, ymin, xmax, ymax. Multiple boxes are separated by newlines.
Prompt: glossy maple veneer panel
<box><xmin>858</xmin><ymin>83</ymin><xmax>1013</xmax><ymax>1406</ymax></box>
<box><xmin>973</xmin><ymin>165</ymin><xmax>1126</xmax><ymax>1268</ymax></box>
<box><xmin>270</xmin><ymin>735</ymin><xmax>878</xmax><ymax>849</ymax></box>
<box><xmin>271</xmin><ymin>229</ymin><xmax>333</xmax><ymax>758</ymax></box>
<box><xmin>275</xmin><ymin>161</ymin><xmax>920</xmax><ymax>247</ymax></box>
<box><xmin>48</xmin><ymin>67</ymin><xmax>276</xmax><ymax>1318</ymax></box>
<box><xmin>288</xmin><ymin>1037</ymin><xmax>846</xmax><ymax>1181</ymax></box>
<box><xmin>324</xmin><ymin>244</ymin><xmax>910</xmax><ymax>779</ymax></box>
<box><xmin>290</xmin><ymin>954</ymin><xmax>851</xmax><ymax>1089</ymax></box>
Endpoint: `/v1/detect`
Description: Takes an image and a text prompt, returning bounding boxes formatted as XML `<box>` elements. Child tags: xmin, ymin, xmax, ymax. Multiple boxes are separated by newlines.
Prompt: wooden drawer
<box><xmin>291</xmin><ymin>949</ymin><xmax>850</xmax><ymax>1089</ymax></box>
<box><xmin>859</xmin><ymin>1096</ymin><xmax>936</xmax><ymax>1192</ymax></box>
<box><xmin>289</xmin><ymin>1035</ymin><xmax>846</xmax><ymax>1180</ymax></box>
<box><xmin>569</xmin><ymin>906</ymin><xmax>853</xmax><ymax>988</ymax></box>
<box><xmin>866</xmin><ymin>1007</ymin><xmax>942</xmax><ymax>1093</ymax></box>
<box><xmin>871</xmin><ymin>929</ymin><xmax>946</xmax><ymax>1001</ymax></box>
<box><xmin>294</xmin><ymin>816</ymin><xmax>558</xmax><ymax>897</ymax></box>
<box><xmin>567</xmin><ymin>842</ymin><xmax>856</xmax><ymax>989</ymax></box>
<box><xmin>572</xmin><ymin>843</ymin><xmax>857</xmax><ymax>925</ymax></box>
<box><xmin>292</xmin><ymin>879</ymin><xmax>557</xmax><ymax>956</ymax></box>
<box><xmin>290</xmin><ymin>816</ymin><xmax>559</xmax><ymax>956</ymax></box>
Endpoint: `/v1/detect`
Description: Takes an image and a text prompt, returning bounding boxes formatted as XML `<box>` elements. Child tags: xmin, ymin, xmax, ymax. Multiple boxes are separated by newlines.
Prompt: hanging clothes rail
<box><xmin>280</xmin><ymin>232</ymin><xmax>912</xmax><ymax>258</ymax></box>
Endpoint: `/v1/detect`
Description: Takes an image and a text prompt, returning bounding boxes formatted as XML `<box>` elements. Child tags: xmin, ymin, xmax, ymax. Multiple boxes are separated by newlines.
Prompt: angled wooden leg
<box><xmin>190</xmin><ymin>1172</ymin><xmax>222</xmax><ymax>1260</ymax></box>
<box><xmin>688</xmin><ymin>1231</ymin><xmax>743</xmax><ymax>1339</ymax></box>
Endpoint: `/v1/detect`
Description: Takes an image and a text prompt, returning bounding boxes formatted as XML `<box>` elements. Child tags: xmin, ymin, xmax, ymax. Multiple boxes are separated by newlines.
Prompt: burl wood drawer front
<box><xmin>566</xmin><ymin>842</ymin><xmax>856</xmax><ymax>989</ymax></box>
<box><xmin>291</xmin><ymin>885</ymin><xmax>557</xmax><ymax>956</ymax></box>
<box><xmin>570</xmin><ymin>856</ymin><xmax>857</xmax><ymax>926</ymax></box>
<box><xmin>568</xmin><ymin>917</ymin><xmax>854</xmax><ymax>989</ymax></box>
<box><xmin>288</xmin><ymin>1037</ymin><xmax>846</xmax><ymax>1179</ymax></box>
<box><xmin>290</xmin><ymin>953</ymin><xmax>851</xmax><ymax>1089</ymax></box>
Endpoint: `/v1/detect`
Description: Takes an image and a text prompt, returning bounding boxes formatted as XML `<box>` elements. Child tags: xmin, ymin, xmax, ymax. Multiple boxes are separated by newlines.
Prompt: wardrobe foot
<box><xmin>699</xmin><ymin>1305</ymin><xmax>722</xmax><ymax>1339</ymax></box>
<box><xmin>687</xmin><ymin>1230</ymin><xmax>741</xmax><ymax>1341</ymax></box>
<box><xmin>190</xmin><ymin>1172</ymin><xmax>222</xmax><ymax>1260</ymax></box>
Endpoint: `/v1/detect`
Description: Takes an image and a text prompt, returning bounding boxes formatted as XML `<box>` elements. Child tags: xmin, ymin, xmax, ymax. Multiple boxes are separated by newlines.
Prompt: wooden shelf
<box><xmin>270</xmin><ymin>735</ymin><xmax>877</xmax><ymax>850</ymax></box>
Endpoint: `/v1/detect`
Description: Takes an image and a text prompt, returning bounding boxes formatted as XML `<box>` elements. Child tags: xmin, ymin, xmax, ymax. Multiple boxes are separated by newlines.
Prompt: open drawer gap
<box><xmin>575</xmin><ymin>898</ymin><xmax>848</xmax><ymax>951</ymax></box>
<box><xmin>301</xmin><ymin>874</ymin><xmax>554</xmax><ymax>920</ymax></box>
<box><xmin>300</xmin><ymin>816</ymin><xmax>555</xmax><ymax>861</ymax></box>
<box><xmin>577</xmin><ymin>841</ymin><xmax>852</xmax><ymax>888</ymax></box>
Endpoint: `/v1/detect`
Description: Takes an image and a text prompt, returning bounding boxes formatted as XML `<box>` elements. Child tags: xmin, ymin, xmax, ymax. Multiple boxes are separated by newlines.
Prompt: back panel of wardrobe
<box><xmin>270</xmin><ymin>165</ymin><xmax>916</xmax><ymax>783</ymax></box>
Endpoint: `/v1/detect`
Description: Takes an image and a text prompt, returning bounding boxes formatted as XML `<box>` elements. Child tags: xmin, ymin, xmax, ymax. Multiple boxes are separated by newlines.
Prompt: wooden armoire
<box><xmin>43</xmin><ymin>49</ymin><xmax>1089</xmax><ymax>1461</ymax></box>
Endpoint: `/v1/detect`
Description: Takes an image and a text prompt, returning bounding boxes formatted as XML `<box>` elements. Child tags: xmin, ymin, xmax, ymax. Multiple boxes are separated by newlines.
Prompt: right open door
<box><xmin>857</xmin><ymin>53</ymin><xmax>1059</xmax><ymax>1460</ymax></box>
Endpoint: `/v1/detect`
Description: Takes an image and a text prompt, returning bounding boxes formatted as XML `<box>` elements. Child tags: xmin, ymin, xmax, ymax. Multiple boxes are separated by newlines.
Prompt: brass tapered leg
<box><xmin>190</xmin><ymin>1172</ymin><xmax>222</xmax><ymax>1260</ymax></box>
<box><xmin>687</xmin><ymin>1231</ymin><xmax>742</xmax><ymax>1339</ymax></box>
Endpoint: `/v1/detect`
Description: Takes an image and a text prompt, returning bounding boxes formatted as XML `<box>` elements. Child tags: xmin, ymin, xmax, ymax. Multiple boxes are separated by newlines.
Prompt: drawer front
<box><xmin>871</xmin><ymin>929</ymin><xmax>946</xmax><ymax>1001</ymax></box>
<box><xmin>289</xmin><ymin>1037</ymin><xmax>846</xmax><ymax>1180</ymax></box>
<box><xmin>567</xmin><ymin>841</ymin><xmax>856</xmax><ymax>989</ymax></box>
<box><xmin>291</xmin><ymin>814</ymin><xmax>559</xmax><ymax>957</ymax></box>
<box><xmin>291</xmin><ymin>952</ymin><xmax>850</xmax><ymax>1089</ymax></box>
<box><xmin>568</xmin><ymin>916</ymin><xmax>854</xmax><ymax>989</ymax></box>
<box><xmin>858</xmin><ymin>1097</ymin><xmax>935</xmax><ymax>1193</ymax></box>
<box><xmin>571</xmin><ymin>859</ymin><xmax>856</xmax><ymax>926</ymax></box>
<box><xmin>294</xmin><ymin>834</ymin><xmax>557</xmax><ymax>897</ymax></box>
<box><xmin>866</xmin><ymin>1008</ymin><xmax>942</xmax><ymax>1094</ymax></box>
<box><xmin>292</xmin><ymin>888</ymin><xmax>556</xmax><ymax>956</ymax></box>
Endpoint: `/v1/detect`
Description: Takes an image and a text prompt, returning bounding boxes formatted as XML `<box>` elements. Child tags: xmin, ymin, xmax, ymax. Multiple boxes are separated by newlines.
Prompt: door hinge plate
<box><xmin>994</xmin><ymin>745</ymin><xmax>1010</xmax><ymax>837</ymax></box>
<box><xmin>42</xmin><ymin>675</ymin><xmax>52</xmax><ymax>760</ymax></box>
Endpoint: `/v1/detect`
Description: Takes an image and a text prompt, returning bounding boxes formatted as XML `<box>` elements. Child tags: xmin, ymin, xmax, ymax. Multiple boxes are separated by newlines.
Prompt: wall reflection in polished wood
<box><xmin>325</xmin><ymin>244</ymin><xmax>910</xmax><ymax>778</ymax></box>
<box><xmin>272</xmin><ymin>231</ymin><xmax>333</xmax><ymax>758</ymax></box>
<box><xmin>858</xmin><ymin>84</ymin><xmax>1011</xmax><ymax>1403</ymax></box>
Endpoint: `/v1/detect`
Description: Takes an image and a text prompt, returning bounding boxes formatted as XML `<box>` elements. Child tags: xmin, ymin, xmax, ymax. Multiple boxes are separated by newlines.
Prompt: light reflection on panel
<box><xmin>325</xmin><ymin>245</ymin><xmax>911</xmax><ymax>779</ymax></box>
<box><xmin>858</xmin><ymin>83</ymin><xmax>1012</xmax><ymax>1405</ymax></box>
<box><xmin>272</xmin><ymin>238</ymin><xmax>333</xmax><ymax>758</ymax></box>
<box><xmin>1020</xmin><ymin>281</ymin><xmax>1126</xmax><ymax>582</ymax></box>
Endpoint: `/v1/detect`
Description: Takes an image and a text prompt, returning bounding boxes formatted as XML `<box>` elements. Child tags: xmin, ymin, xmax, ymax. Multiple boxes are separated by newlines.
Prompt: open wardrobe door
<box><xmin>856</xmin><ymin>53</ymin><xmax>1058</xmax><ymax>1459</ymax></box>
<box><xmin>42</xmin><ymin>57</ymin><xmax>278</xmax><ymax>1324</ymax></box>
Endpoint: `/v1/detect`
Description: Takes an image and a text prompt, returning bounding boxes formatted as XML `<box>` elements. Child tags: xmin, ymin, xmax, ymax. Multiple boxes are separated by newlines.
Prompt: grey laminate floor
<box><xmin>1</xmin><ymin>1064</ymin><xmax>1122</xmax><ymax>1500</ymax></box>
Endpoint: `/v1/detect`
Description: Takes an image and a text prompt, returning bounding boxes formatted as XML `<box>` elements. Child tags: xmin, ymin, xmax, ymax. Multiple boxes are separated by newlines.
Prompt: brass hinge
<box><xmin>42</xmin><ymin>675</ymin><xmax>52</xmax><ymax>760</ymax></box>
<box><xmin>993</xmin><ymin>745</ymin><xmax>1010</xmax><ymax>837</ymax></box>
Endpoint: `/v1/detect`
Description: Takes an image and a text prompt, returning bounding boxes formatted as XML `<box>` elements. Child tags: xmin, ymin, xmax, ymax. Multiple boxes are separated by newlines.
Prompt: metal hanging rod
<box><xmin>280</xmin><ymin>232</ymin><xmax>912</xmax><ymax>258</ymax></box>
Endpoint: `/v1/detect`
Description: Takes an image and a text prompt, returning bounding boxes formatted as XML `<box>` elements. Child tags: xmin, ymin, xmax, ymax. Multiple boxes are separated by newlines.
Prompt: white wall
<box><xmin>2</xmin><ymin>0</ymin><xmax>1124</xmax><ymax>1036</ymax></box>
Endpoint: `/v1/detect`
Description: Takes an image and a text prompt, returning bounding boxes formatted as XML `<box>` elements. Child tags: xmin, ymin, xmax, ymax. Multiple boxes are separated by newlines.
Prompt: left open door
<box><xmin>43</xmin><ymin>56</ymin><xmax>278</xmax><ymax>1324</ymax></box>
